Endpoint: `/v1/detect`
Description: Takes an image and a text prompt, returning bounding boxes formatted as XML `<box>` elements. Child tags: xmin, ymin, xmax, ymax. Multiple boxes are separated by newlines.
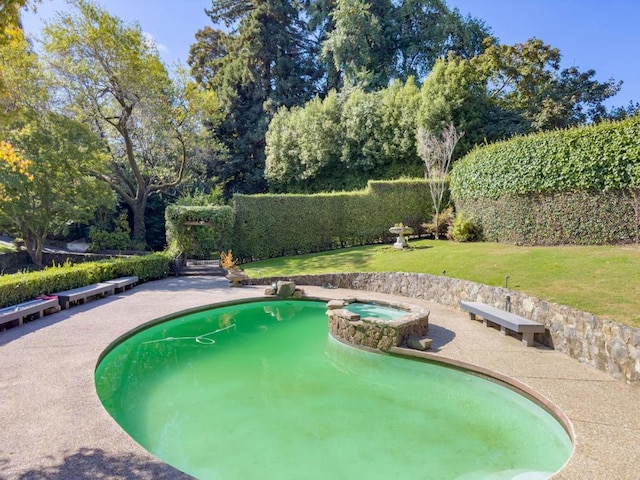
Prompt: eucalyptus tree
<box><xmin>43</xmin><ymin>0</ymin><xmax>201</xmax><ymax>247</ymax></box>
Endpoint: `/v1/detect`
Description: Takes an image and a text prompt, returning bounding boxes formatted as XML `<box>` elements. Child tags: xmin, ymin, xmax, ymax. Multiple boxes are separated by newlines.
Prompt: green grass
<box><xmin>243</xmin><ymin>239</ymin><xmax>640</xmax><ymax>327</ymax></box>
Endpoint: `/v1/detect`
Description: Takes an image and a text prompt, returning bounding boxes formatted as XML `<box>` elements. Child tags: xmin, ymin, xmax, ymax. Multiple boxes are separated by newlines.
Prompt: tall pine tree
<box><xmin>190</xmin><ymin>0</ymin><xmax>319</xmax><ymax>196</ymax></box>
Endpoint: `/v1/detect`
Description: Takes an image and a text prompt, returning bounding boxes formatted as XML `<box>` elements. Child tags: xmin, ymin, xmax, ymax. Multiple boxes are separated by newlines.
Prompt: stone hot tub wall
<box><xmin>251</xmin><ymin>272</ymin><xmax>640</xmax><ymax>384</ymax></box>
<box><xmin>326</xmin><ymin>299</ymin><xmax>430</xmax><ymax>351</ymax></box>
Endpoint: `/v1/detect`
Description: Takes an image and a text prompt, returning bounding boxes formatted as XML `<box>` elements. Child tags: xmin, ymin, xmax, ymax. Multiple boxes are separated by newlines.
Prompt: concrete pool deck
<box><xmin>0</xmin><ymin>276</ymin><xmax>638</xmax><ymax>479</ymax></box>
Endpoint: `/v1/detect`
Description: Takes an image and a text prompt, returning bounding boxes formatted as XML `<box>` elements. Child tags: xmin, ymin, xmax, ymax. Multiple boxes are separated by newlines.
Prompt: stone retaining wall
<box><xmin>0</xmin><ymin>251</ymin><xmax>31</xmax><ymax>273</ymax></box>
<box><xmin>42</xmin><ymin>252</ymin><xmax>117</xmax><ymax>265</ymax></box>
<box><xmin>252</xmin><ymin>272</ymin><xmax>640</xmax><ymax>384</ymax></box>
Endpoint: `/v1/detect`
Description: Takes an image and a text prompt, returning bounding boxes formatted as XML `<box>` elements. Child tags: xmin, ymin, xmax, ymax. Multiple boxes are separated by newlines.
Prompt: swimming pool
<box><xmin>95</xmin><ymin>299</ymin><xmax>572</xmax><ymax>479</ymax></box>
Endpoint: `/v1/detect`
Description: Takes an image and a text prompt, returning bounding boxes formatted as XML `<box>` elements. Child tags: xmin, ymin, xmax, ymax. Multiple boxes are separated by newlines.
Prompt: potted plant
<box><xmin>220</xmin><ymin>250</ymin><xmax>249</xmax><ymax>287</ymax></box>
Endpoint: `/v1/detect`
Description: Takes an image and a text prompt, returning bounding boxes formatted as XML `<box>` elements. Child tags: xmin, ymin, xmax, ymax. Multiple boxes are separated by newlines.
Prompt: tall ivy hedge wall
<box><xmin>165</xmin><ymin>205</ymin><xmax>234</xmax><ymax>259</ymax></box>
<box><xmin>450</xmin><ymin>117</ymin><xmax>640</xmax><ymax>245</ymax></box>
<box><xmin>456</xmin><ymin>191</ymin><xmax>639</xmax><ymax>245</ymax></box>
<box><xmin>232</xmin><ymin>179</ymin><xmax>434</xmax><ymax>261</ymax></box>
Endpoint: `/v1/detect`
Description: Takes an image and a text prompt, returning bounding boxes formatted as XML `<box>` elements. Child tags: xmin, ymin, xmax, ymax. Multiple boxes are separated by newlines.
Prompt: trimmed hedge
<box><xmin>456</xmin><ymin>191</ymin><xmax>639</xmax><ymax>245</ymax></box>
<box><xmin>165</xmin><ymin>205</ymin><xmax>234</xmax><ymax>259</ymax></box>
<box><xmin>450</xmin><ymin>116</ymin><xmax>640</xmax><ymax>201</ymax></box>
<box><xmin>450</xmin><ymin>117</ymin><xmax>640</xmax><ymax>245</ymax></box>
<box><xmin>232</xmin><ymin>179</ymin><xmax>435</xmax><ymax>261</ymax></box>
<box><xmin>0</xmin><ymin>252</ymin><xmax>172</xmax><ymax>308</ymax></box>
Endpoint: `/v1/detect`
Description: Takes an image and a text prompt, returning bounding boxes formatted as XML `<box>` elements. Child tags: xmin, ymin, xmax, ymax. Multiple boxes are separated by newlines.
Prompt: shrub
<box><xmin>456</xmin><ymin>191</ymin><xmax>638</xmax><ymax>245</ymax></box>
<box><xmin>422</xmin><ymin>206</ymin><xmax>454</xmax><ymax>239</ymax></box>
<box><xmin>0</xmin><ymin>252</ymin><xmax>172</xmax><ymax>308</ymax></box>
<box><xmin>88</xmin><ymin>213</ymin><xmax>134</xmax><ymax>252</ymax></box>
<box><xmin>449</xmin><ymin>117</ymin><xmax>640</xmax><ymax>245</ymax></box>
<box><xmin>448</xmin><ymin>211</ymin><xmax>482</xmax><ymax>242</ymax></box>
<box><xmin>165</xmin><ymin>179</ymin><xmax>443</xmax><ymax>262</ymax></box>
<box><xmin>219</xmin><ymin>250</ymin><xmax>238</xmax><ymax>270</ymax></box>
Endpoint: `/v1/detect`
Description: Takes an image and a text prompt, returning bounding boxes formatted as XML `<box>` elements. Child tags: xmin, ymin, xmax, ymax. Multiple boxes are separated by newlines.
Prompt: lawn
<box><xmin>0</xmin><ymin>245</ymin><xmax>14</xmax><ymax>254</ymax></box>
<box><xmin>243</xmin><ymin>239</ymin><xmax>640</xmax><ymax>327</ymax></box>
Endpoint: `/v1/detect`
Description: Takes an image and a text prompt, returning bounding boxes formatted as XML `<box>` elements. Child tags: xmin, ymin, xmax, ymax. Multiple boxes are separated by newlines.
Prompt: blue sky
<box><xmin>22</xmin><ymin>0</ymin><xmax>640</xmax><ymax>108</ymax></box>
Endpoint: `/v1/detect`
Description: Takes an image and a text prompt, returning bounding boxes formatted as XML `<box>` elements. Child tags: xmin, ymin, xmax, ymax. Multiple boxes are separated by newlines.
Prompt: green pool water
<box><xmin>95</xmin><ymin>299</ymin><xmax>572</xmax><ymax>480</ymax></box>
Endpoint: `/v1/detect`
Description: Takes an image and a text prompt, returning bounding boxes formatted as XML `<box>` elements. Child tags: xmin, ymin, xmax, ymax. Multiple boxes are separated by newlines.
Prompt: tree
<box><xmin>305</xmin><ymin>0</ymin><xmax>341</xmax><ymax>93</ymax></box>
<box><xmin>265</xmin><ymin>91</ymin><xmax>344</xmax><ymax>192</ymax></box>
<box><xmin>265</xmin><ymin>81</ymin><xmax>423</xmax><ymax>193</ymax></box>
<box><xmin>0</xmin><ymin>16</ymin><xmax>113</xmax><ymax>265</ymax></box>
<box><xmin>377</xmin><ymin>77</ymin><xmax>422</xmax><ymax>171</ymax></box>
<box><xmin>394</xmin><ymin>0</ymin><xmax>490</xmax><ymax>81</ymax></box>
<box><xmin>0</xmin><ymin>139</ymin><xmax>32</xmax><ymax>201</ymax></box>
<box><xmin>192</xmin><ymin>0</ymin><xmax>490</xmax><ymax>194</ymax></box>
<box><xmin>0</xmin><ymin>111</ymin><xmax>113</xmax><ymax>265</ymax></box>
<box><xmin>0</xmin><ymin>24</ymin><xmax>47</xmax><ymax>111</ymax></box>
<box><xmin>43</xmin><ymin>0</ymin><xmax>199</xmax><ymax>247</ymax></box>
<box><xmin>321</xmin><ymin>0</ymin><xmax>395</xmax><ymax>90</ymax></box>
<box><xmin>606</xmin><ymin>101</ymin><xmax>640</xmax><ymax>121</ymax></box>
<box><xmin>417</xmin><ymin>122</ymin><xmax>463</xmax><ymax>239</ymax></box>
<box><xmin>417</xmin><ymin>54</ymin><xmax>489</xmax><ymax>154</ymax></box>
<box><xmin>0</xmin><ymin>0</ymin><xmax>40</xmax><ymax>44</ymax></box>
<box><xmin>189</xmin><ymin>0</ymin><xmax>319</xmax><ymax>197</ymax></box>
<box><xmin>415</xmin><ymin>38</ymin><xmax>621</xmax><ymax>153</ymax></box>
<box><xmin>478</xmin><ymin>37</ymin><xmax>621</xmax><ymax>131</ymax></box>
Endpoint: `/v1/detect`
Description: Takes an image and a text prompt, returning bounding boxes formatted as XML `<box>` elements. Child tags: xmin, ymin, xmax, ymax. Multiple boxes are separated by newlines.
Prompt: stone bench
<box><xmin>0</xmin><ymin>297</ymin><xmax>60</xmax><ymax>327</ymax></box>
<box><xmin>55</xmin><ymin>283</ymin><xmax>116</xmax><ymax>310</ymax></box>
<box><xmin>105</xmin><ymin>276</ymin><xmax>139</xmax><ymax>293</ymax></box>
<box><xmin>459</xmin><ymin>301</ymin><xmax>545</xmax><ymax>347</ymax></box>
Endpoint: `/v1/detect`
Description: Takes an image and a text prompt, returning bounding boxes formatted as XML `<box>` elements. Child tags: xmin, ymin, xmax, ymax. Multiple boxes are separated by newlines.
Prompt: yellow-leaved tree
<box><xmin>0</xmin><ymin>22</ymin><xmax>114</xmax><ymax>265</ymax></box>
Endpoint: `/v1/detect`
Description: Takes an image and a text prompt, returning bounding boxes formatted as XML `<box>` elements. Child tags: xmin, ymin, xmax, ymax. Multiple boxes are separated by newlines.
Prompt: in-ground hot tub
<box><xmin>95</xmin><ymin>298</ymin><xmax>572</xmax><ymax>479</ymax></box>
<box><xmin>327</xmin><ymin>298</ymin><xmax>432</xmax><ymax>351</ymax></box>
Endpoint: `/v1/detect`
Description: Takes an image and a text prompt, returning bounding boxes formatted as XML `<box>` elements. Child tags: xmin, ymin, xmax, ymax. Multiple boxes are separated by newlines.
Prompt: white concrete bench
<box><xmin>0</xmin><ymin>297</ymin><xmax>59</xmax><ymax>327</ymax></box>
<box><xmin>55</xmin><ymin>283</ymin><xmax>116</xmax><ymax>310</ymax></box>
<box><xmin>105</xmin><ymin>276</ymin><xmax>139</xmax><ymax>293</ymax></box>
<box><xmin>460</xmin><ymin>301</ymin><xmax>545</xmax><ymax>347</ymax></box>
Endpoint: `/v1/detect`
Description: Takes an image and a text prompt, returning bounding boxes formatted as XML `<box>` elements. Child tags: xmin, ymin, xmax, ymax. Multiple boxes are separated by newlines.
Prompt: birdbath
<box><xmin>389</xmin><ymin>225</ymin><xmax>414</xmax><ymax>249</ymax></box>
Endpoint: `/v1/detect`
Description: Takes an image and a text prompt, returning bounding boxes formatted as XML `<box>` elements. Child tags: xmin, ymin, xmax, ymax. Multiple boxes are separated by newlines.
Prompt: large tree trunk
<box><xmin>131</xmin><ymin>199</ymin><xmax>147</xmax><ymax>249</ymax></box>
<box><xmin>23</xmin><ymin>232</ymin><xmax>45</xmax><ymax>266</ymax></box>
